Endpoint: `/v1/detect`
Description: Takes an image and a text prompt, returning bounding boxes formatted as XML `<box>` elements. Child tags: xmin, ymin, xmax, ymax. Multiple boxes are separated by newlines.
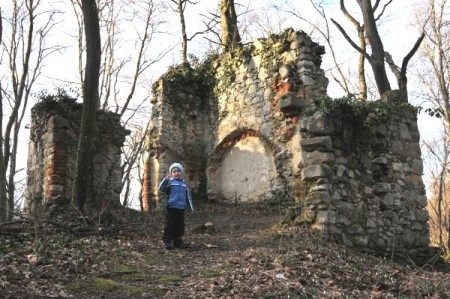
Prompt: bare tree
<box><xmin>0</xmin><ymin>0</ymin><xmax>61</xmax><ymax>221</ymax></box>
<box><xmin>423</xmin><ymin>131</ymin><xmax>450</xmax><ymax>254</ymax></box>
<box><xmin>0</xmin><ymin>7</ymin><xmax>4</xmax><ymax>222</ymax></box>
<box><xmin>73</xmin><ymin>0</ymin><xmax>101</xmax><ymax>210</ymax></box>
<box><xmin>169</xmin><ymin>0</ymin><xmax>212</xmax><ymax>65</ymax></box>
<box><xmin>170</xmin><ymin>0</ymin><xmax>192</xmax><ymax>65</ymax></box>
<box><xmin>219</xmin><ymin>0</ymin><xmax>241</xmax><ymax>50</ymax></box>
<box><xmin>415</xmin><ymin>0</ymin><xmax>450</xmax><ymax>252</ymax></box>
<box><xmin>331</xmin><ymin>0</ymin><xmax>424</xmax><ymax>98</ymax></box>
<box><xmin>121</xmin><ymin>123</ymin><xmax>148</xmax><ymax>209</ymax></box>
<box><xmin>70</xmin><ymin>0</ymin><xmax>172</xmax><ymax>207</ymax></box>
<box><xmin>416</xmin><ymin>0</ymin><xmax>450</xmax><ymax>135</ymax></box>
<box><xmin>338</xmin><ymin>0</ymin><xmax>368</xmax><ymax>100</ymax></box>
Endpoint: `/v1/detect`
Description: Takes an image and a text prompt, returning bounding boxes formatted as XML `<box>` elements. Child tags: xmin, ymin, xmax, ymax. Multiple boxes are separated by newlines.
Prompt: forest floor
<box><xmin>1</xmin><ymin>201</ymin><xmax>450</xmax><ymax>298</ymax></box>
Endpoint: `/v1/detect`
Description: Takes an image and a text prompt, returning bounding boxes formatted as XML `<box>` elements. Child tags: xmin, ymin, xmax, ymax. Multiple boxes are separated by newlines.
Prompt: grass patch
<box><xmin>145</xmin><ymin>254</ymin><xmax>159</xmax><ymax>265</ymax></box>
<box><xmin>112</xmin><ymin>247</ymin><xmax>128</xmax><ymax>258</ymax></box>
<box><xmin>93</xmin><ymin>277</ymin><xmax>121</xmax><ymax>291</ymax></box>
<box><xmin>203</xmin><ymin>261</ymin><xmax>235</xmax><ymax>278</ymax></box>
<box><xmin>122</xmin><ymin>271</ymin><xmax>151</xmax><ymax>282</ymax></box>
<box><xmin>203</xmin><ymin>268</ymin><xmax>223</xmax><ymax>278</ymax></box>
<box><xmin>96</xmin><ymin>252</ymin><xmax>109</xmax><ymax>262</ymax></box>
<box><xmin>114</xmin><ymin>264</ymin><xmax>151</xmax><ymax>282</ymax></box>
<box><xmin>158</xmin><ymin>274</ymin><xmax>181</xmax><ymax>283</ymax></box>
<box><xmin>65</xmin><ymin>275</ymin><xmax>152</xmax><ymax>296</ymax></box>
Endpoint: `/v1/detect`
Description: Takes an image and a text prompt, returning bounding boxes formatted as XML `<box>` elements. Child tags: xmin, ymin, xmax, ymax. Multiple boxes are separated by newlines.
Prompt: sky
<box><xmin>1</xmin><ymin>0</ymin><xmax>441</xmax><ymax>205</ymax></box>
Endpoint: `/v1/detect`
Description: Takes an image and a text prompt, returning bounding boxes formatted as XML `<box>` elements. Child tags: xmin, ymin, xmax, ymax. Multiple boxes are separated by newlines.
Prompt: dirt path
<box><xmin>68</xmin><ymin>202</ymin><xmax>286</xmax><ymax>298</ymax></box>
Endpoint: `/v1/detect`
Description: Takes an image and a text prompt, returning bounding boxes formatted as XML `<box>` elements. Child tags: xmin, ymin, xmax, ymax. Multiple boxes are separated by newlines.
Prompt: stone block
<box><xmin>392</xmin><ymin>162</ymin><xmax>403</xmax><ymax>171</ymax></box>
<box><xmin>301</xmin><ymin>74</ymin><xmax>315</xmax><ymax>86</ymax></box>
<box><xmin>404</xmin><ymin>143</ymin><xmax>422</xmax><ymax>158</ymax></box>
<box><xmin>373</xmin><ymin>183</ymin><xmax>391</xmax><ymax>194</ymax></box>
<box><xmin>410</xmin><ymin>159</ymin><xmax>423</xmax><ymax>173</ymax></box>
<box><xmin>279</xmin><ymin>94</ymin><xmax>302</xmax><ymax>115</ymax></box>
<box><xmin>309</xmin><ymin>190</ymin><xmax>331</xmax><ymax>205</ymax></box>
<box><xmin>417</xmin><ymin>195</ymin><xmax>427</xmax><ymax>208</ymax></box>
<box><xmin>416</xmin><ymin>210</ymin><xmax>429</xmax><ymax>222</ymax></box>
<box><xmin>381</xmin><ymin>90</ymin><xmax>408</xmax><ymax>104</ymax></box>
<box><xmin>381</xmin><ymin>193</ymin><xmax>394</xmax><ymax>207</ymax></box>
<box><xmin>375</xmin><ymin>124</ymin><xmax>388</xmax><ymax>136</ymax></box>
<box><xmin>399</xmin><ymin>123</ymin><xmax>411</xmax><ymax>140</ymax></box>
<box><xmin>315</xmin><ymin>210</ymin><xmax>330</xmax><ymax>224</ymax></box>
<box><xmin>390</xmin><ymin>141</ymin><xmax>405</xmax><ymax>155</ymax></box>
<box><xmin>355</xmin><ymin>236</ymin><xmax>370</xmax><ymax>247</ymax></box>
<box><xmin>301</xmin><ymin>164</ymin><xmax>331</xmax><ymax>180</ymax></box>
<box><xmin>405</xmin><ymin>174</ymin><xmax>425</xmax><ymax>189</ymax></box>
<box><xmin>303</xmin><ymin>151</ymin><xmax>335</xmax><ymax>166</ymax></box>
<box><xmin>336</xmin><ymin>165</ymin><xmax>346</xmax><ymax>177</ymax></box>
<box><xmin>300</xmin><ymin>136</ymin><xmax>333</xmax><ymax>152</ymax></box>
<box><xmin>304</xmin><ymin>113</ymin><xmax>335</xmax><ymax>135</ymax></box>
<box><xmin>372</xmin><ymin>157</ymin><xmax>388</xmax><ymax>165</ymax></box>
<box><xmin>47</xmin><ymin>115</ymin><xmax>70</xmax><ymax>131</ymax></box>
<box><xmin>45</xmin><ymin>132</ymin><xmax>69</xmax><ymax>144</ymax></box>
<box><xmin>310</xmin><ymin>184</ymin><xmax>332</xmax><ymax>192</ymax></box>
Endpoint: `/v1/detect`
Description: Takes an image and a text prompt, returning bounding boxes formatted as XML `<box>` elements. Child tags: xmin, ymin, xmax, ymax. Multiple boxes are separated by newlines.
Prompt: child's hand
<box><xmin>165</xmin><ymin>173</ymin><xmax>172</xmax><ymax>179</ymax></box>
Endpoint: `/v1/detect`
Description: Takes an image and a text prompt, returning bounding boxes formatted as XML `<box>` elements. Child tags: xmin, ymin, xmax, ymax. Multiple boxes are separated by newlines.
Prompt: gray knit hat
<box><xmin>169</xmin><ymin>162</ymin><xmax>184</xmax><ymax>174</ymax></box>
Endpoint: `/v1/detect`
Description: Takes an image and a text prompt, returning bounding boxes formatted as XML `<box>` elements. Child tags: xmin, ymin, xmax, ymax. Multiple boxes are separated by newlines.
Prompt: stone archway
<box><xmin>207</xmin><ymin>130</ymin><xmax>276</xmax><ymax>202</ymax></box>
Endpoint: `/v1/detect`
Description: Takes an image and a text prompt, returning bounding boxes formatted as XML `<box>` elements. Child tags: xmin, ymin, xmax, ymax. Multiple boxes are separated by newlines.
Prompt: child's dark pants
<box><xmin>162</xmin><ymin>207</ymin><xmax>185</xmax><ymax>246</ymax></box>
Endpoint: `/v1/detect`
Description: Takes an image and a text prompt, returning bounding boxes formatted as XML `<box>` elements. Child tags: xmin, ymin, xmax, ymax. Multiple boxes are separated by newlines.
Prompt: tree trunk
<box><xmin>175</xmin><ymin>0</ymin><xmax>188</xmax><ymax>65</ymax></box>
<box><xmin>74</xmin><ymin>0</ymin><xmax>101</xmax><ymax>210</ymax></box>
<box><xmin>220</xmin><ymin>0</ymin><xmax>241</xmax><ymax>50</ymax></box>
<box><xmin>1</xmin><ymin>1</ymin><xmax>35</xmax><ymax>221</ymax></box>
<box><xmin>356</xmin><ymin>0</ymin><xmax>391</xmax><ymax>95</ymax></box>
<box><xmin>357</xmin><ymin>26</ymin><xmax>367</xmax><ymax>101</ymax></box>
<box><xmin>0</xmin><ymin>86</ymin><xmax>5</xmax><ymax>222</ymax></box>
<box><xmin>0</xmin><ymin>9</ymin><xmax>6</xmax><ymax>223</ymax></box>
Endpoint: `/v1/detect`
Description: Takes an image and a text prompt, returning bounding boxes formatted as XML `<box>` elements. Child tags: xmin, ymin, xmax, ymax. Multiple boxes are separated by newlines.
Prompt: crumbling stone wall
<box><xmin>25</xmin><ymin>97</ymin><xmax>128</xmax><ymax>211</ymax></box>
<box><xmin>296</xmin><ymin>92</ymin><xmax>429</xmax><ymax>258</ymax></box>
<box><xmin>206</xmin><ymin>29</ymin><xmax>328</xmax><ymax>203</ymax></box>
<box><xmin>144</xmin><ymin>28</ymin><xmax>430</xmax><ymax>256</ymax></box>
<box><xmin>144</xmin><ymin>29</ymin><xmax>328</xmax><ymax>209</ymax></box>
<box><xmin>143</xmin><ymin>67</ymin><xmax>217</xmax><ymax>211</ymax></box>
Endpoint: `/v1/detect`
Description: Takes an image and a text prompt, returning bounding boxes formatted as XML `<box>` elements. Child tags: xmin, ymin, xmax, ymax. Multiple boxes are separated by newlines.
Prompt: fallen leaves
<box><xmin>1</xmin><ymin>202</ymin><xmax>449</xmax><ymax>298</ymax></box>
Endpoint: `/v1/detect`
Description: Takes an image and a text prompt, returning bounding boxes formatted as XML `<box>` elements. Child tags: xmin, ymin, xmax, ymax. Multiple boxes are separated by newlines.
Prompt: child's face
<box><xmin>171</xmin><ymin>167</ymin><xmax>182</xmax><ymax>179</ymax></box>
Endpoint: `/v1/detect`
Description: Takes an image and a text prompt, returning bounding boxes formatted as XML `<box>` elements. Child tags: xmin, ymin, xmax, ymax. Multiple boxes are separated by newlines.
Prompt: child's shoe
<box><xmin>163</xmin><ymin>240</ymin><xmax>174</xmax><ymax>250</ymax></box>
<box><xmin>174</xmin><ymin>239</ymin><xmax>189</xmax><ymax>249</ymax></box>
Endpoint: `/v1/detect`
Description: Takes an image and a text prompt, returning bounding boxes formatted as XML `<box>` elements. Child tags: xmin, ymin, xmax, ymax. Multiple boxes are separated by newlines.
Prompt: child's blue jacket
<box><xmin>158</xmin><ymin>177</ymin><xmax>194</xmax><ymax>211</ymax></box>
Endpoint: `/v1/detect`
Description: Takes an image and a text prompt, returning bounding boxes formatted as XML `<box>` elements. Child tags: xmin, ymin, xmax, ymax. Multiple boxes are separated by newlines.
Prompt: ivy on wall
<box><xmin>308</xmin><ymin>96</ymin><xmax>419</xmax><ymax>132</ymax></box>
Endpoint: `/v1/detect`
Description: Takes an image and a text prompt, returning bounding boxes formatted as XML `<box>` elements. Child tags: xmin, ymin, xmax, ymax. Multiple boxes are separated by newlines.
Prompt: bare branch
<box><xmin>374</xmin><ymin>0</ymin><xmax>393</xmax><ymax>22</ymax></box>
<box><xmin>331</xmin><ymin>18</ymin><xmax>370</xmax><ymax>60</ymax></box>
<box><xmin>401</xmin><ymin>32</ymin><xmax>425</xmax><ymax>77</ymax></box>
<box><xmin>340</xmin><ymin>0</ymin><xmax>359</xmax><ymax>28</ymax></box>
<box><xmin>384</xmin><ymin>51</ymin><xmax>401</xmax><ymax>78</ymax></box>
<box><xmin>373</xmin><ymin>0</ymin><xmax>382</xmax><ymax>12</ymax></box>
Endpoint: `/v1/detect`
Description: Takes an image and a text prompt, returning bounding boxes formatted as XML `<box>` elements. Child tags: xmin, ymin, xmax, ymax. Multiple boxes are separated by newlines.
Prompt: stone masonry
<box><xmin>143</xmin><ymin>28</ymin><xmax>430</xmax><ymax>257</ymax></box>
<box><xmin>297</xmin><ymin>92</ymin><xmax>429</xmax><ymax>257</ymax></box>
<box><xmin>25</xmin><ymin>97</ymin><xmax>129</xmax><ymax>211</ymax></box>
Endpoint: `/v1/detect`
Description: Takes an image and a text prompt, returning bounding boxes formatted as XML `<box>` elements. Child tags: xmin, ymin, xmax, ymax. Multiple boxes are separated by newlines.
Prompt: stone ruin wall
<box><xmin>297</xmin><ymin>92</ymin><xmax>429</xmax><ymax>256</ymax></box>
<box><xmin>144</xmin><ymin>29</ymin><xmax>430</xmax><ymax>256</ymax></box>
<box><xmin>143</xmin><ymin>69</ymin><xmax>217</xmax><ymax>212</ymax></box>
<box><xmin>144</xmin><ymin>29</ymin><xmax>328</xmax><ymax>210</ymax></box>
<box><xmin>25</xmin><ymin>99</ymin><xmax>128</xmax><ymax>211</ymax></box>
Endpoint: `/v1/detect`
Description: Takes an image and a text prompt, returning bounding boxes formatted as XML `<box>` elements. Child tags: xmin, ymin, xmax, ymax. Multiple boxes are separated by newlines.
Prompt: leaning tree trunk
<box><xmin>356</xmin><ymin>0</ymin><xmax>391</xmax><ymax>95</ymax></box>
<box><xmin>220</xmin><ymin>0</ymin><xmax>241</xmax><ymax>50</ymax></box>
<box><xmin>74</xmin><ymin>0</ymin><xmax>101</xmax><ymax>210</ymax></box>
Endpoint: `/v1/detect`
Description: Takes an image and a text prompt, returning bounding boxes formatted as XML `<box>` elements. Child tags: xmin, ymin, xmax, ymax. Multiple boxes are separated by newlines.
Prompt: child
<box><xmin>158</xmin><ymin>162</ymin><xmax>194</xmax><ymax>250</ymax></box>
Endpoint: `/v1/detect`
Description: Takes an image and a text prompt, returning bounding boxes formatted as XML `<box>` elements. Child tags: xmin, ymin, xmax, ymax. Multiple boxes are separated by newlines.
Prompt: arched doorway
<box><xmin>208</xmin><ymin>130</ymin><xmax>276</xmax><ymax>202</ymax></box>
